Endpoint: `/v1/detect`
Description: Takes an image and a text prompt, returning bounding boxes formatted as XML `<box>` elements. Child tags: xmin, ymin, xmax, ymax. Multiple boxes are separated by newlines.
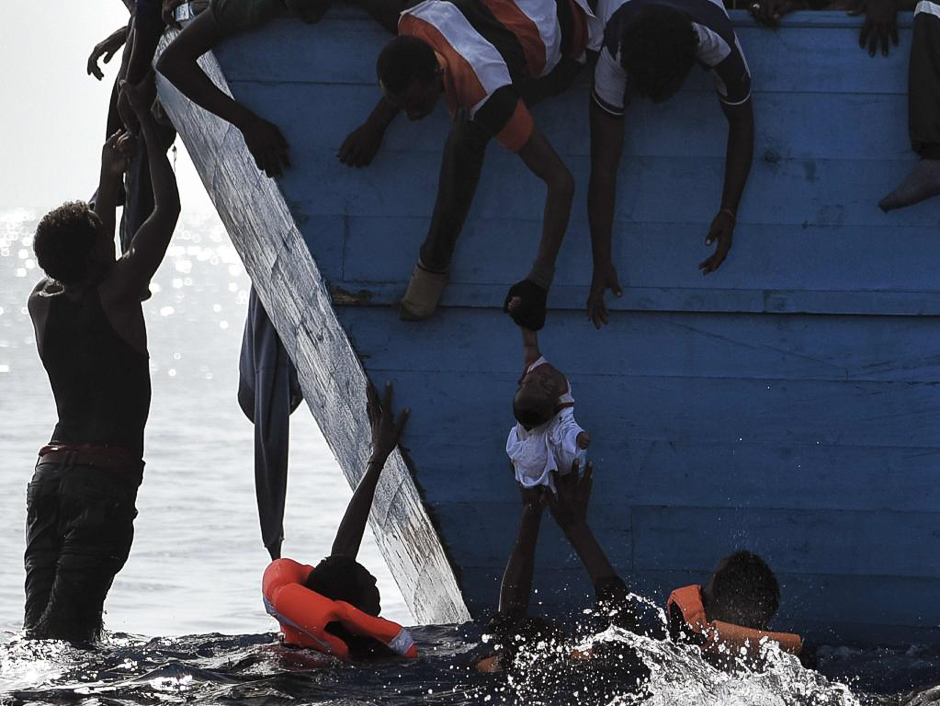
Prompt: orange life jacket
<box><xmin>666</xmin><ymin>585</ymin><xmax>802</xmax><ymax>658</ymax></box>
<box><xmin>262</xmin><ymin>558</ymin><xmax>418</xmax><ymax>661</ymax></box>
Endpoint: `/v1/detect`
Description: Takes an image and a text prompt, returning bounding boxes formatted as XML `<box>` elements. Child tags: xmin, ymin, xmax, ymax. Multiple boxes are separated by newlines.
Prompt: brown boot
<box><xmin>399</xmin><ymin>263</ymin><xmax>449</xmax><ymax>321</ymax></box>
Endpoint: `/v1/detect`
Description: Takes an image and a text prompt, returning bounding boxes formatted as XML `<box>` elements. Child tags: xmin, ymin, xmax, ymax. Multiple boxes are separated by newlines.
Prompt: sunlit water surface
<box><xmin>1</xmin><ymin>208</ymin><xmax>939</xmax><ymax>705</ymax></box>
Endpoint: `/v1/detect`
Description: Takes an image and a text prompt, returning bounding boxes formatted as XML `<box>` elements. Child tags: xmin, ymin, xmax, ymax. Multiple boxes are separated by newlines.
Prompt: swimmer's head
<box><xmin>377</xmin><ymin>36</ymin><xmax>442</xmax><ymax>121</ymax></box>
<box><xmin>704</xmin><ymin>550</ymin><xmax>779</xmax><ymax>629</ymax></box>
<box><xmin>34</xmin><ymin>201</ymin><xmax>111</xmax><ymax>286</ymax></box>
<box><xmin>305</xmin><ymin>555</ymin><xmax>381</xmax><ymax>617</ymax></box>
<box><xmin>514</xmin><ymin>366</ymin><xmax>562</xmax><ymax>430</ymax></box>
<box><xmin>618</xmin><ymin>5</ymin><xmax>697</xmax><ymax>104</ymax></box>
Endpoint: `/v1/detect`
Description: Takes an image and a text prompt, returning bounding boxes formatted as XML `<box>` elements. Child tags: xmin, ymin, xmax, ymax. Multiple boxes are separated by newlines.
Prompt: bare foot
<box><xmin>879</xmin><ymin>159</ymin><xmax>940</xmax><ymax>212</ymax></box>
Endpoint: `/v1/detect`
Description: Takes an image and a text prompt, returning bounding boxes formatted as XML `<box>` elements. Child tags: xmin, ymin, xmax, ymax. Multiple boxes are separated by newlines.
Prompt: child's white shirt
<box><xmin>506</xmin><ymin>357</ymin><xmax>585</xmax><ymax>492</ymax></box>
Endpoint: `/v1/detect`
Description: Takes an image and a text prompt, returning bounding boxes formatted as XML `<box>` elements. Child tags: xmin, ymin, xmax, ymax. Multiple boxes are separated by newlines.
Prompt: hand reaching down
<box><xmin>848</xmin><ymin>0</ymin><xmax>899</xmax><ymax>56</ymax></box>
<box><xmin>367</xmin><ymin>381</ymin><xmax>410</xmax><ymax>464</ymax></box>
<box><xmin>699</xmin><ymin>209</ymin><xmax>735</xmax><ymax>275</ymax></box>
<box><xmin>504</xmin><ymin>279</ymin><xmax>548</xmax><ymax>330</ymax></box>
<box><xmin>338</xmin><ymin>122</ymin><xmax>385</xmax><ymax>167</ymax></box>
<box><xmin>87</xmin><ymin>29</ymin><xmax>125</xmax><ymax>81</ymax></box>
<box><xmin>239</xmin><ymin>114</ymin><xmax>290</xmax><ymax>178</ymax></box>
<box><xmin>586</xmin><ymin>261</ymin><xmax>622</xmax><ymax>329</ymax></box>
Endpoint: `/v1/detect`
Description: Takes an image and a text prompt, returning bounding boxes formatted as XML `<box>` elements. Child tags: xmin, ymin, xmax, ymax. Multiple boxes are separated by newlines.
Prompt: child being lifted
<box><xmin>506</xmin><ymin>297</ymin><xmax>591</xmax><ymax>493</ymax></box>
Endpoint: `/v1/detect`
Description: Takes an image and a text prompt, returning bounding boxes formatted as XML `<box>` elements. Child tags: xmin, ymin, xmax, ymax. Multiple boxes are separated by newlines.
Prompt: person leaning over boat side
<box><xmin>585</xmin><ymin>0</ymin><xmax>755</xmax><ymax>328</ymax></box>
<box><xmin>263</xmin><ymin>382</ymin><xmax>414</xmax><ymax>660</ymax></box>
<box><xmin>24</xmin><ymin>78</ymin><xmax>180</xmax><ymax>643</ymax></box>
<box><xmin>156</xmin><ymin>0</ymin><xmax>408</xmax><ymax>178</ymax></box>
<box><xmin>351</xmin><ymin>0</ymin><xmax>594</xmax><ymax>328</ymax></box>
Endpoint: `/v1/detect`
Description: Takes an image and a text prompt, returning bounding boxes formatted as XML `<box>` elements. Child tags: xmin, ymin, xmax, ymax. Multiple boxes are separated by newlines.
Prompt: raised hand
<box><xmin>547</xmin><ymin>460</ymin><xmax>593</xmax><ymax>532</ymax></box>
<box><xmin>699</xmin><ymin>209</ymin><xmax>735</xmax><ymax>275</ymax></box>
<box><xmin>101</xmin><ymin>130</ymin><xmax>135</xmax><ymax>177</ymax></box>
<box><xmin>848</xmin><ymin>0</ymin><xmax>899</xmax><ymax>56</ymax></box>
<box><xmin>586</xmin><ymin>261</ymin><xmax>622</xmax><ymax>329</ymax></box>
<box><xmin>367</xmin><ymin>381</ymin><xmax>410</xmax><ymax>464</ymax></box>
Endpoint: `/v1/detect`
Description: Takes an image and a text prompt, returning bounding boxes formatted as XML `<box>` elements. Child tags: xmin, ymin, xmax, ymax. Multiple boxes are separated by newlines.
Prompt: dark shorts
<box><xmin>24</xmin><ymin>459</ymin><xmax>142</xmax><ymax>642</ymax></box>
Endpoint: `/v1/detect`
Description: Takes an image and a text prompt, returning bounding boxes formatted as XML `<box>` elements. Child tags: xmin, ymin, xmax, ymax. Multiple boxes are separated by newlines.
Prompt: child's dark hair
<box><xmin>376</xmin><ymin>36</ymin><xmax>438</xmax><ymax>95</ymax></box>
<box><xmin>488</xmin><ymin>613</ymin><xmax>568</xmax><ymax>669</ymax></box>
<box><xmin>33</xmin><ymin>201</ymin><xmax>101</xmax><ymax>285</ymax></box>
<box><xmin>513</xmin><ymin>389</ymin><xmax>555</xmax><ymax>429</ymax></box>
<box><xmin>707</xmin><ymin>550</ymin><xmax>780</xmax><ymax>629</ymax></box>
<box><xmin>305</xmin><ymin>555</ymin><xmax>377</xmax><ymax>612</ymax></box>
<box><xmin>618</xmin><ymin>6</ymin><xmax>697</xmax><ymax>102</ymax></box>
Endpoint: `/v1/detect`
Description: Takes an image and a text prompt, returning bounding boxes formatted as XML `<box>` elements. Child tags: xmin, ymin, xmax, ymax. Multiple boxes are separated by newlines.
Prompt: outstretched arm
<box><xmin>498</xmin><ymin>486</ymin><xmax>545</xmax><ymax>620</ymax></box>
<box><xmin>586</xmin><ymin>99</ymin><xmax>625</xmax><ymax>329</ymax></box>
<box><xmin>87</xmin><ymin>25</ymin><xmax>128</xmax><ymax>81</ymax></box>
<box><xmin>337</xmin><ymin>98</ymin><xmax>399</xmax><ymax>167</ymax></box>
<box><xmin>331</xmin><ymin>382</ymin><xmax>410</xmax><ymax>558</ymax></box>
<box><xmin>503</xmin><ymin>128</ymin><xmax>575</xmax><ymax>331</ymax></box>
<box><xmin>548</xmin><ymin>462</ymin><xmax>617</xmax><ymax>585</ymax></box>
<box><xmin>699</xmin><ymin>98</ymin><xmax>753</xmax><ymax>275</ymax></box>
<box><xmin>94</xmin><ymin>131</ymin><xmax>134</xmax><ymax>244</ymax></box>
<box><xmin>156</xmin><ymin>11</ymin><xmax>289</xmax><ymax>177</ymax></box>
<box><xmin>108</xmin><ymin>79</ymin><xmax>181</xmax><ymax>299</ymax></box>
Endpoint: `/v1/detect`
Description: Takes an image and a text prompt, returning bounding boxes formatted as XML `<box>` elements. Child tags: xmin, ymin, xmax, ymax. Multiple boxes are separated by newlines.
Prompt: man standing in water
<box><xmin>25</xmin><ymin>79</ymin><xmax>180</xmax><ymax>642</ymax></box>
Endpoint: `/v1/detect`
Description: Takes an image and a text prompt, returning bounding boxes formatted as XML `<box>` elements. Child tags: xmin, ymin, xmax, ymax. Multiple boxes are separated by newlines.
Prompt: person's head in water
<box><xmin>376</xmin><ymin>36</ymin><xmax>443</xmax><ymax>121</ymax></box>
<box><xmin>703</xmin><ymin>550</ymin><xmax>780</xmax><ymax>629</ymax></box>
<box><xmin>33</xmin><ymin>201</ymin><xmax>113</xmax><ymax>287</ymax></box>
<box><xmin>483</xmin><ymin>613</ymin><xmax>569</xmax><ymax>671</ymax></box>
<box><xmin>305</xmin><ymin>555</ymin><xmax>381</xmax><ymax>616</ymax></box>
<box><xmin>513</xmin><ymin>366</ymin><xmax>563</xmax><ymax>431</ymax></box>
<box><xmin>619</xmin><ymin>5</ymin><xmax>698</xmax><ymax>104</ymax></box>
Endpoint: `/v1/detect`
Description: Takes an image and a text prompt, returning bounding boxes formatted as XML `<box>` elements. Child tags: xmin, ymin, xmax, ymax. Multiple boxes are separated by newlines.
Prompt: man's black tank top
<box><xmin>39</xmin><ymin>284</ymin><xmax>150</xmax><ymax>459</ymax></box>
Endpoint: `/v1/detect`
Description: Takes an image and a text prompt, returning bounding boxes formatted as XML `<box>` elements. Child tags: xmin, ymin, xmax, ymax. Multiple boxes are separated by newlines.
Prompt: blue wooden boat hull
<box><xmin>156</xmin><ymin>10</ymin><xmax>940</xmax><ymax>645</ymax></box>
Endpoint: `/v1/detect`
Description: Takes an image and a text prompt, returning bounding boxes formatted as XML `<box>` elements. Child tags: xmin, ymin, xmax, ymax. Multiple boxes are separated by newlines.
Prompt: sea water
<box><xmin>1</xmin><ymin>208</ymin><xmax>938</xmax><ymax>705</ymax></box>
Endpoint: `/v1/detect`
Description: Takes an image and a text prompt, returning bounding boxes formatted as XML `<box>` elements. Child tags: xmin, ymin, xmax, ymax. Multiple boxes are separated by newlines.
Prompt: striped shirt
<box><xmin>400</xmin><ymin>0</ymin><xmax>593</xmax><ymax>151</ymax></box>
<box><xmin>589</xmin><ymin>0</ymin><xmax>751</xmax><ymax>116</ymax></box>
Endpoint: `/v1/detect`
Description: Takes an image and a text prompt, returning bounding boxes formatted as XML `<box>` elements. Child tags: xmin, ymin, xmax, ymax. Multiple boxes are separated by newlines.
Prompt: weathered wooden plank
<box><xmin>339</xmin><ymin>308</ymin><xmax>940</xmax><ymax>384</ymax></box>
<box><xmin>154</xmin><ymin>36</ymin><xmax>470</xmax><ymax>625</ymax></box>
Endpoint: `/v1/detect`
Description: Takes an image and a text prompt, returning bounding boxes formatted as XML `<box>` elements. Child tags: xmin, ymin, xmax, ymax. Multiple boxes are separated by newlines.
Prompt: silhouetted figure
<box><xmin>25</xmin><ymin>80</ymin><xmax>180</xmax><ymax>642</ymax></box>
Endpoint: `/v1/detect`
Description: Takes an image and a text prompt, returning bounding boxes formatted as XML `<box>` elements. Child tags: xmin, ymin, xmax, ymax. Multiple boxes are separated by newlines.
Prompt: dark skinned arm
<box><xmin>503</xmin><ymin>127</ymin><xmax>575</xmax><ymax>331</ymax></box>
<box><xmin>156</xmin><ymin>11</ymin><xmax>289</xmax><ymax>176</ymax></box>
<box><xmin>107</xmin><ymin>79</ymin><xmax>181</xmax><ymax>299</ymax></box>
<box><xmin>498</xmin><ymin>487</ymin><xmax>545</xmax><ymax>620</ymax></box>
<box><xmin>548</xmin><ymin>462</ymin><xmax>618</xmax><ymax>585</ymax></box>
<box><xmin>331</xmin><ymin>383</ymin><xmax>410</xmax><ymax>558</ymax></box>
<box><xmin>87</xmin><ymin>25</ymin><xmax>128</xmax><ymax>81</ymax></box>
<box><xmin>586</xmin><ymin>99</ymin><xmax>625</xmax><ymax>329</ymax></box>
<box><xmin>699</xmin><ymin>98</ymin><xmax>754</xmax><ymax>275</ymax></box>
<box><xmin>94</xmin><ymin>131</ymin><xmax>134</xmax><ymax>245</ymax></box>
<box><xmin>125</xmin><ymin>3</ymin><xmax>166</xmax><ymax>85</ymax></box>
<box><xmin>338</xmin><ymin>97</ymin><xmax>400</xmax><ymax>167</ymax></box>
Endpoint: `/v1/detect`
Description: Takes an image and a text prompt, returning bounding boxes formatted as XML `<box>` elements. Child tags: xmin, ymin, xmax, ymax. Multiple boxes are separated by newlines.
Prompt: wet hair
<box><xmin>33</xmin><ymin>201</ymin><xmax>101</xmax><ymax>285</ymax></box>
<box><xmin>304</xmin><ymin>555</ymin><xmax>378</xmax><ymax>613</ymax></box>
<box><xmin>618</xmin><ymin>5</ymin><xmax>698</xmax><ymax>102</ymax></box>
<box><xmin>593</xmin><ymin>575</ymin><xmax>637</xmax><ymax>632</ymax></box>
<box><xmin>513</xmin><ymin>387</ymin><xmax>555</xmax><ymax>429</ymax></box>
<box><xmin>707</xmin><ymin>550</ymin><xmax>780</xmax><ymax>629</ymax></box>
<box><xmin>376</xmin><ymin>36</ymin><xmax>439</xmax><ymax>95</ymax></box>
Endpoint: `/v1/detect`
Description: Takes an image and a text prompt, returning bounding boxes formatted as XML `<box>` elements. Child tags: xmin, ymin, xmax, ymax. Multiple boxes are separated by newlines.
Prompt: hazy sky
<box><xmin>0</xmin><ymin>1</ymin><xmax>211</xmax><ymax>213</ymax></box>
